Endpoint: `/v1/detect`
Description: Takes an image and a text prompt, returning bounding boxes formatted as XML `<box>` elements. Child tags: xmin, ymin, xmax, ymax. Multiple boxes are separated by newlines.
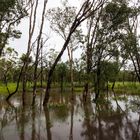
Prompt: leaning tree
<box><xmin>43</xmin><ymin>0</ymin><xmax>107</xmax><ymax>105</ymax></box>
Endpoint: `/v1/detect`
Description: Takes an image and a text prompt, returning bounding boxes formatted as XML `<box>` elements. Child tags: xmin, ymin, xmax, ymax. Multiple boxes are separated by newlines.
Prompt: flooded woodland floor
<box><xmin>0</xmin><ymin>91</ymin><xmax>140</xmax><ymax>140</ymax></box>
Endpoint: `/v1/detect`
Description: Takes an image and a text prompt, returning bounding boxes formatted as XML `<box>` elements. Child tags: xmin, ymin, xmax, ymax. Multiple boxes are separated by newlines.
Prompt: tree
<box><xmin>22</xmin><ymin>0</ymin><xmax>39</xmax><ymax>97</ymax></box>
<box><xmin>122</xmin><ymin>3</ymin><xmax>140</xmax><ymax>82</ymax></box>
<box><xmin>90</xmin><ymin>0</ymin><xmax>136</xmax><ymax>101</ymax></box>
<box><xmin>82</xmin><ymin>4</ymin><xmax>103</xmax><ymax>100</ymax></box>
<box><xmin>55</xmin><ymin>62</ymin><xmax>67</xmax><ymax>92</ymax></box>
<box><xmin>6</xmin><ymin>0</ymin><xmax>42</xmax><ymax>102</ymax></box>
<box><xmin>0</xmin><ymin>0</ymin><xmax>27</xmax><ymax>56</ymax></box>
<box><xmin>43</xmin><ymin>0</ymin><xmax>107</xmax><ymax>105</ymax></box>
<box><xmin>46</xmin><ymin>0</ymin><xmax>83</xmax><ymax>93</ymax></box>
<box><xmin>32</xmin><ymin>0</ymin><xmax>48</xmax><ymax>105</ymax></box>
<box><xmin>0</xmin><ymin>47</ymin><xmax>18</xmax><ymax>93</ymax></box>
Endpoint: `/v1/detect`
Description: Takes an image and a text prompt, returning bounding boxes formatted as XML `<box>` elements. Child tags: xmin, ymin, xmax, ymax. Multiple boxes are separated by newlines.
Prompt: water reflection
<box><xmin>0</xmin><ymin>93</ymin><xmax>140</xmax><ymax>140</ymax></box>
<box><xmin>44</xmin><ymin>106</ymin><xmax>52</xmax><ymax>140</ymax></box>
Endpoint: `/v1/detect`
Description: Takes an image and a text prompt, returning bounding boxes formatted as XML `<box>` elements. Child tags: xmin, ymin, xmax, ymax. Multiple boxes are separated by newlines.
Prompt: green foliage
<box><xmin>0</xmin><ymin>0</ymin><xmax>15</xmax><ymax>12</ymax></box>
<box><xmin>104</xmin><ymin>1</ymin><xmax>132</xmax><ymax>30</ymax></box>
<box><xmin>47</xmin><ymin>6</ymin><xmax>76</xmax><ymax>37</ymax></box>
<box><xmin>117</xmin><ymin>70</ymin><xmax>134</xmax><ymax>81</ymax></box>
<box><xmin>101</xmin><ymin>61</ymin><xmax>119</xmax><ymax>82</ymax></box>
<box><xmin>94</xmin><ymin>61</ymin><xmax>119</xmax><ymax>90</ymax></box>
<box><xmin>46</xmin><ymin>0</ymin><xmax>83</xmax><ymax>48</ymax></box>
<box><xmin>56</xmin><ymin>62</ymin><xmax>67</xmax><ymax>77</ymax></box>
<box><xmin>0</xmin><ymin>47</ymin><xmax>18</xmax><ymax>82</ymax></box>
<box><xmin>20</xmin><ymin>53</ymin><xmax>32</xmax><ymax>63</ymax></box>
<box><xmin>0</xmin><ymin>0</ymin><xmax>27</xmax><ymax>56</ymax></box>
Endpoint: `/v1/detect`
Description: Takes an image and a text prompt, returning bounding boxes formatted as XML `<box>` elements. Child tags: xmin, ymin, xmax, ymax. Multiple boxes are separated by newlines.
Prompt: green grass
<box><xmin>0</xmin><ymin>82</ymin><xmax>46</xmax><ymax>95</ymax></box>
<box><xmin>109</xmin><ymin>82</ymin><xmax>140</xmax><ymax>95</ymax></box>
<box><xmin>1</xmin><ymin>81</ymin><xmax>139</xmax><ymax>95</ymax></box>
<box><xmin>0</xmin><ymin>82</ymin><xmax>84</xmax><ymax>95</ymax></box>
<box><xmin>0</xmin><ymin>83</ymin><xmax>18</xmax><ymax>95</ymax></box>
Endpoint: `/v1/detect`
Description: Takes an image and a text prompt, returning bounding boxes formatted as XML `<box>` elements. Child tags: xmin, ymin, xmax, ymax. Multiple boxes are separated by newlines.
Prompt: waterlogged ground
<box><xmin>0</xmin><ymin>92</ymin><xmax>140</xmax><ymax>140</ymax></box>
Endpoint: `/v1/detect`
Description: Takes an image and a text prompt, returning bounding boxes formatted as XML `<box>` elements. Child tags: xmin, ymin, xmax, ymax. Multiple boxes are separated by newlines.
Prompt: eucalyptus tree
<box><xmin>82</xmin><ymin>4</ymin><xmax>104</xmax><ymax>100</ymax></box>
<box><xmin>7</xmin><ymin>0</ymin><xmax>47</xmax><ymax>104</ymax></box>
<box><xmin>121</xmin><ymin>0</ymin><xmax>140</xmax><ymax>82</ymax></box>
<box><xmin>20</xmin><ymin>0</ymin><xmax>49</xmax><ymax>106</ymax></box>
<box><xmin>46</xmin><ymin>0</ymin><xmax>83</xmax><ymax>92</ymax></box>
<box><xmin>32</xmin><ymin>0</ymin><xmax>48</xmax><ymax>105</ymax></box>
<box><xmin>22</xmin><ymin>0</ymin><xmax>39</xmax><ymax>96</ymax></box>
<box><xmin>82</xmin><ymin>0</ymin><xmax>133</xmax><ymax>101</ymax></box>
<box><xmin>94</xmin><ymin>1</ymin><xmax>134</xmax><ymax>100</ymax></box>
<box><xmin>6</xmin><ymin>52</ymin><xmax>33</xmax><ymax>101</ymax></box>
<box><xmin>8</xmin><ymin>0</ymin><xmax>42</xmax><ymax>105</ymax></box>
<box><xmin>0</xmin><ymin>0</ymin><xmax>27</xmax><ymax>57</ymax></box>
<box><xmin>103</xmin><ymin>0</ymin><xmax>140</xmax><ymax>86</ymax></box>
<box><xmin>0</xmin><ymin>47</ymin><xmax>18</xmax><ymax>93</ymax></box>
<box><xmin>43</xmin><ymin>0</ymin><xmax>107</xmax><ymax>105</ymax></box>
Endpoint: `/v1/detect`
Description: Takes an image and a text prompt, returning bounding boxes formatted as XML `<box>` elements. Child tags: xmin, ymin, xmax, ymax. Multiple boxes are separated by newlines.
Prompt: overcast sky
<box><xmin>9</xmin><ymin>0</ymin><xmax>83</xmax><ymax>61</ymax></box>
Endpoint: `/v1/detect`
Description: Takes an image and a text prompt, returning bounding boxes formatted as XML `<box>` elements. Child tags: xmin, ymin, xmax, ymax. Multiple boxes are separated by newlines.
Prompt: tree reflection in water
<box><xmin>43</xmin><ymin>106</ymin><xmax>52</xmax><ymax>140</ymax></box>
<box><xmin>0</xmin><ymin>93</ymin><xmax>140</xmax><ymax>140</ymax></box>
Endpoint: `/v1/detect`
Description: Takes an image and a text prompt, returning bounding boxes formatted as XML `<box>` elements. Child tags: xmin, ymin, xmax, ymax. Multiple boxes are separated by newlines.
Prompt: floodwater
<box><xmin>0</xmin><ymin>92</ymin><xmax>140</xmax><ymax>140</ymax></box>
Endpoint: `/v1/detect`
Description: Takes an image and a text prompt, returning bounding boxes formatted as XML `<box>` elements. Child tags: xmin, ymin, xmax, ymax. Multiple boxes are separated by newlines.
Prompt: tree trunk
<box><xmin>67</xmin><ymin>46</ymin><xmax>74</xmax><ymax>94</ymax></box>
<box><xmin>60</xmin><ymin>74</ymin><xmax>64</xmax><ymax>93</ymax></box>
<box><xmin>43</xmin><ymin>0</ymin><xmax>105</xmax><ymax>105</ymax></box>
<box><xmin>43</xmin><ymin>32</ymin><xmax>73</xmax><ymax>105</ymax></box>
<box><xmin>83</xmin><ymin>46</ymin><xmax>92</xmax><ymax>101</ymax></box>
<box><xmin>130</xmin><ymin>53</ymin><xmax>140</xmax><ymax>82</ymax></box>
<box><xmin>69</xmin><ymin>100</ymin><xmax>74</xmax><ymax>140</ymax></box>
<box><xmin>22</xmin><ymin>0</ymin><xmax>39</xmax><ymax>94</ymax></box>
<box><xmin>83</xmin><ymin>11</ymin><xmax>101</xmax><ymax>101</ymax></box>
<box><xmin>6</xmin><ymin>64</ymin><xmax>25</xmax><ymax>101</ymax></box>
<box><xmin>31</xmin><ymin>106</ymin><xmax>36</xmax><ymax>140</ymax></box>
<box><xmin>33</xmin><ymin>0</ymin><xmax>47</xmax><ymax>105</ymax></box>
<box><xmin>112</xmin><ymin>81</ymin><xmax>116</xmax><ymax>90</ymax></box>
<box><xmin>43</xmin><ymin>106</ymin><xmax>52</xmax><ymax>140</ymax></box>
<box><xmin>40</xmin><ymin>45</ymin><xmax>43</xmax><ymax>88</ymax></box>
<box><xmin>94</xmin><ymin>60</ymin><xmax>101</xmax><ymax>102</ymax></box>
<box><xmin>70</xmin><ymin>50</ymin><xmax>74</xmax><ymax>95</ymax></box>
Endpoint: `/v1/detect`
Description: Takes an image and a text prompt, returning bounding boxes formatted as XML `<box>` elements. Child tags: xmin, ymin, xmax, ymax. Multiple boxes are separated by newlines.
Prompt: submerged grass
<box><xmin>112</xmin><ymin>96</ymin><xmax>128</xmax><ymax>101</ymax></box>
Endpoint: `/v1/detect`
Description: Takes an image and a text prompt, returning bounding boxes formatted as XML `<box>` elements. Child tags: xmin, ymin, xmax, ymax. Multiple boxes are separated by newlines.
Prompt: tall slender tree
<box><xmin>32</xmin><ymin>0</ymin><xmax>48</xmax><ymax>105</ymax></box>
<box><xmin>43</xmin><ymin>0</ymin><xmax>107</xmax><ymax>105</ymax></box>
<box><xmin>46</xmin><ymin>0</ymin><xmax>83</xmax><ymax>93</ymax></box>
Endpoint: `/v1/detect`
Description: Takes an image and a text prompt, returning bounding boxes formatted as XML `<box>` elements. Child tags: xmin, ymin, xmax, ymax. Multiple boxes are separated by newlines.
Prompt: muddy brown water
<box><xmin>0</xmin><ymin>92</ymin><xmax>140</xmax><ymax>140</ymax></box>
